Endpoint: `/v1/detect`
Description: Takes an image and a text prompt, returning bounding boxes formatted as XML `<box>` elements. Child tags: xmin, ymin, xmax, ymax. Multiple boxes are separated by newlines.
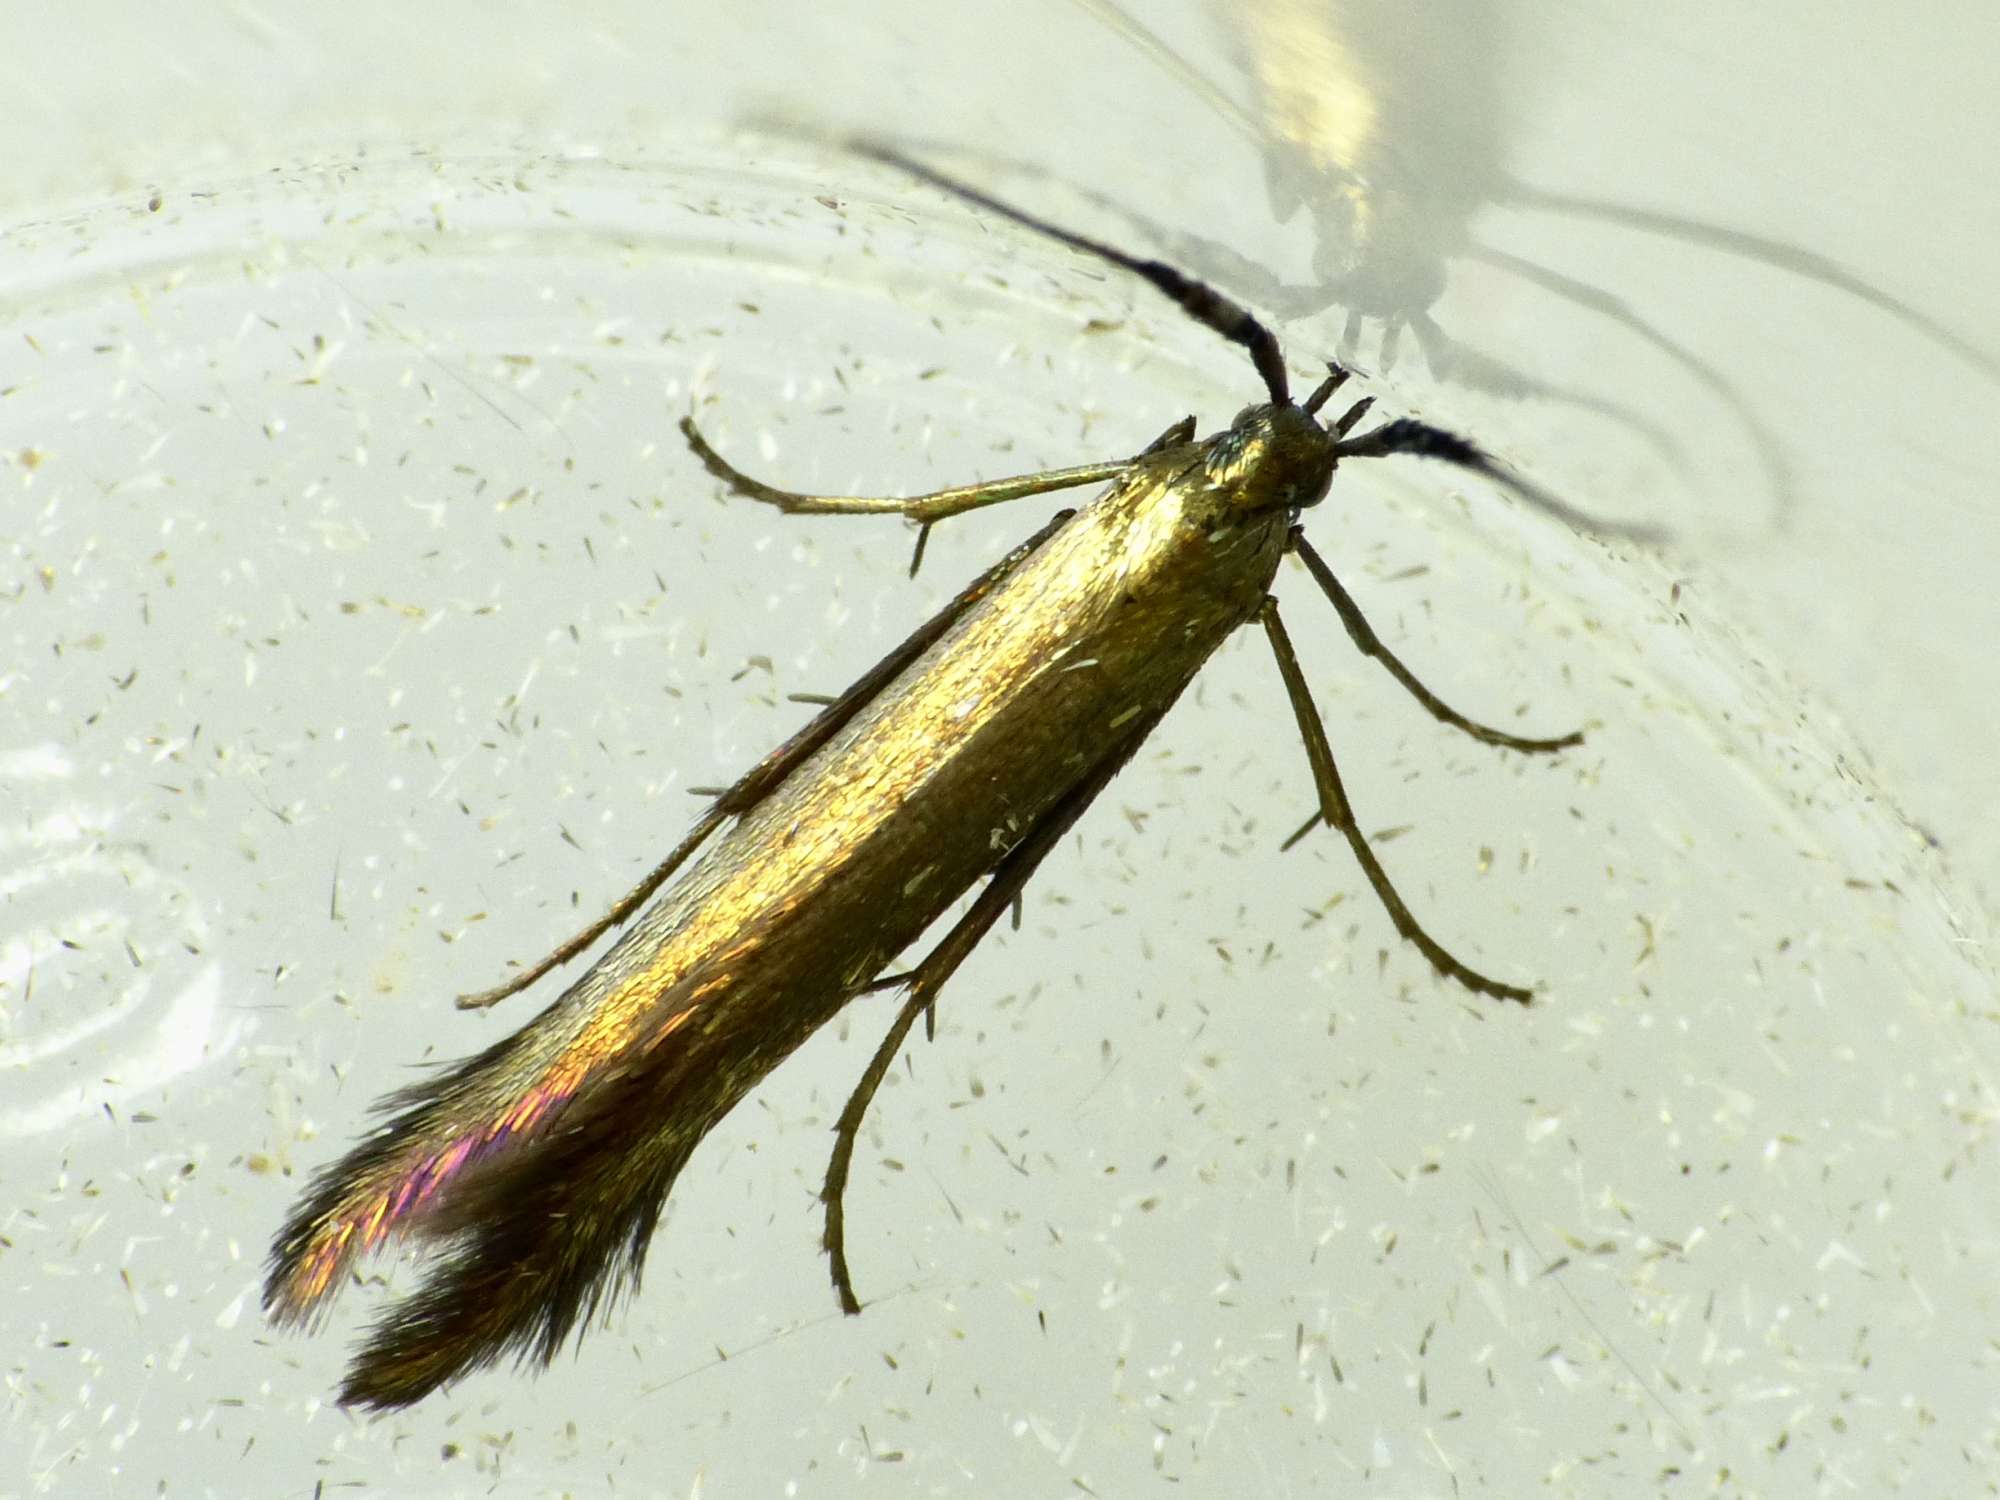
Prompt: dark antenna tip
<box><xmin>852</xmin><ymin>140</ymin><xmax>1293</xmax><ymax>406</ymax></box>
<box><xmin>1337</xmin><ymin>418</ymin><xmax>1670</xmax><ymax>544</ymax></box>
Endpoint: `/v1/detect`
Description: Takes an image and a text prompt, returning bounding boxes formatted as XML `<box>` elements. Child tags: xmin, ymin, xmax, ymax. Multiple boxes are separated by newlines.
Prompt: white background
<box><xmin>4</xmin><ymin>2</ymin><xmax>1997</xmax><ymax>1495</ymax></box>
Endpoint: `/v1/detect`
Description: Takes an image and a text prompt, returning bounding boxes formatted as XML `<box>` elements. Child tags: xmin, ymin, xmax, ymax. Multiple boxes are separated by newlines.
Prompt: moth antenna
<box><xmin>855</xmin><ymin>141</ymin><xmax>1293</xmax><ymax>406</ymax></box>
<box><xmin>1337</xmin><ymin>417</ymin><xmax>1669</xmax><ymax>543</ymax></box>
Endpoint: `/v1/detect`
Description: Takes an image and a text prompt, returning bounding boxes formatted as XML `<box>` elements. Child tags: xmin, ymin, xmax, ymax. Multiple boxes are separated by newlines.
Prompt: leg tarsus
<box><xmin>681</xmin><ymin>414</ymin><xmax>1131</xmax><ymax>523</ymax></box>
<box><xmin>820</xmin><ymin>705</ymin><xmax>1164</xmax><ymax>1313</ymax></box>
<box><xmin>1289</xmin><ymin>530</ymin><xmax>1584</xmax><ymax>754</ymax></box>
<box><xmin>1259</xmin><ymin>597</ymin><xmax>1533</xmax><ymax>1005</ymax></box>
<box><xmin>455</xmin><ymin>806</ymin><xmax>727</xmax><ymax>1010</ymax></box>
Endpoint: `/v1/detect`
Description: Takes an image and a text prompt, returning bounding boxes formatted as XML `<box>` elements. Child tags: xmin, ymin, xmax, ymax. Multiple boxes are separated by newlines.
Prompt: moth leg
<box><xmin>681</xmin><ymin>414</ymin><xmax>1154</xmax><ymax>524</ymax></box>
<box><xmin>894</xmin><ymin>418</ymin><xmax>1193</xmax><ymax>579</ymax></box>
<box><xmin>1258</xmin><ymin>596</ymin><xmax>1534</xmax><ymax>1006</ymax></box>
<box><xmin>455</xmin><ymin>807</ymin><xmax>727</xmax><ymax>1011</ymax></box>
<box><xmin>456</xmin><ymin>508</ymin><xmax>1076</xmax><ymax>1011</ymax></box>
<box><xmin>821</xmin><ymin>708</ymin><xmax>1164</xmax><ymax>1314</ymax></box>
<box><xmin>1288</xmin><ymin>529</ymin><xmax>1583</xmax><ymax>754</ymax></box>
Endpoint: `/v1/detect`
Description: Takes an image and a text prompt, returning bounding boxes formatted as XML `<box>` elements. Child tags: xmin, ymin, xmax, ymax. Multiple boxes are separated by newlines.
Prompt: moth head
<box><xmin>1206</xmin><ymin>402</ymin><xmax>1338</xmax><ymax>515</ymax></box>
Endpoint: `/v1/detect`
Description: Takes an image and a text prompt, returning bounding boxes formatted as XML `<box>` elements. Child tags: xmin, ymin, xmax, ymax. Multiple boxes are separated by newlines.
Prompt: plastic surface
<box><xmin>5</xmin><ymin>2</ymin><xmax>1997</xmax><ymax>1494</ymax></box>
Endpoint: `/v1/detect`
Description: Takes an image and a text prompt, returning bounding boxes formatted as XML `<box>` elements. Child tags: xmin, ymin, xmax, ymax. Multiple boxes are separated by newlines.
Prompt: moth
<box><xmin>265</xmin><ymin>146</ymin><xmax>1653</xmax><ymax>1409</ymax></box>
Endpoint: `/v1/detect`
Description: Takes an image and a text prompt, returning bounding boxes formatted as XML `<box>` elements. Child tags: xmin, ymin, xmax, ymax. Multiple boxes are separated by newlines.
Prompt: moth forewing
<box><xmin>265</xmin><ymin>424</ymin><xmax>1302</xmax><ymax>1406</ymax></box>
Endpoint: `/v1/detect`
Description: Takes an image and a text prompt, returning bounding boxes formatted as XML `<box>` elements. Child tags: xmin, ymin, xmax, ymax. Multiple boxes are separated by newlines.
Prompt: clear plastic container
<box><xmin>6</xmin><ymin>1</ymin><xmax>1998</xmax><ymax>1492</ymax></box>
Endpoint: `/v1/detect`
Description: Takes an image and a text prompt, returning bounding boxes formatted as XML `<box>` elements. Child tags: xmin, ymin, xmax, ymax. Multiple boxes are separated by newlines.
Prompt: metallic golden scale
<box><xmin>265</xmin><ymin>146</ymin><xmax>1651</xmax><ymax>1410</ymax></box>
